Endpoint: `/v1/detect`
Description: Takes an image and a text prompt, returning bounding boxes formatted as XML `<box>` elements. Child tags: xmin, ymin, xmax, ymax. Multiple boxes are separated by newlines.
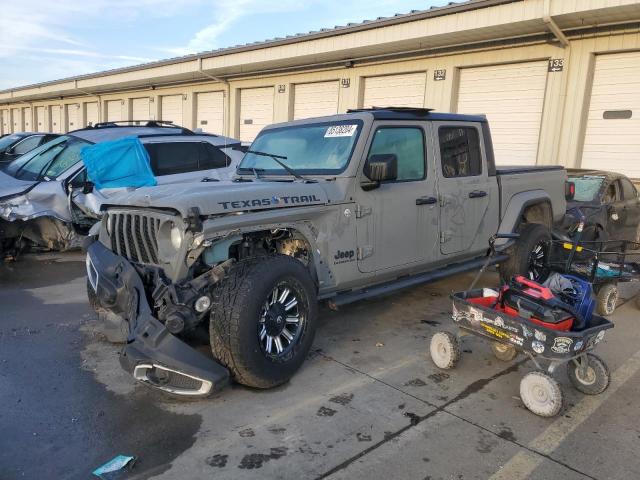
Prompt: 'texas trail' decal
<box><xmin>219</xmin><ymin>195</ymin><xmax>321</xmax><ymax>210</ymax></box>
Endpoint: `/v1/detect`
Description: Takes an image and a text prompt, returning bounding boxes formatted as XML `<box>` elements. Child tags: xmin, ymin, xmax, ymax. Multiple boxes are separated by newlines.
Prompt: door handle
<box><xmin>416</xmin><ymin>196</ymin><xmax>438</xmax><ymax>205</ymax></box>
<box><xmin>469</xmin><ymin>190</ymin><xmax>488</xmax><ymax>199</ymax></box>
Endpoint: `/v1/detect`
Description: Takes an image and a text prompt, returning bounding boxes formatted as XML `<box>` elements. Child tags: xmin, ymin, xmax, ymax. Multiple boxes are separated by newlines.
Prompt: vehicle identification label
<box><xmin>325</xmin><ymin>125</ymin><xmax>357</xmax><ymax>137</ymax></box>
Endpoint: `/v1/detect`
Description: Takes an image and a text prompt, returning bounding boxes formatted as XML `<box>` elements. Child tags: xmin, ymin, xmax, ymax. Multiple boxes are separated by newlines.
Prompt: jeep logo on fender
<box><xmin>334</xmin><ymin>249</ymin><xmax>355</xmax><ymax>265</ymax></box>
<box><xmin>218</xmin><ymin>194</ymin><xmax>321</xmax><ymax>210</ymax></box>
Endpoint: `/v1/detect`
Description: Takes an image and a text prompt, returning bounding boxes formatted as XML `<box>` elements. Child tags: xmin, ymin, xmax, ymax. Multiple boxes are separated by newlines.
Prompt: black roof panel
<box><xmin>347</xmin><ymin>107</ymin><xmax>487</xmax><ymax>123</ymax></box>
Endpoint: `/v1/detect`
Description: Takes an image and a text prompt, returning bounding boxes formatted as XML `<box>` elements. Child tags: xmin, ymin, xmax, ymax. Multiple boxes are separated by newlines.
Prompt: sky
<box><xmin>0</xmin><ymin>0</ymin><xmax>452</xmax><ymax>90</ymax></box>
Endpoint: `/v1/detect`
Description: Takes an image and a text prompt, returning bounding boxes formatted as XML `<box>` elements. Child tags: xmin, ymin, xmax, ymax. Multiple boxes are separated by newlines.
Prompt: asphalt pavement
<box><xmin>1</xmin><ymin>252</ymin><xmax>639</xmax><ymax>480</ymax></box>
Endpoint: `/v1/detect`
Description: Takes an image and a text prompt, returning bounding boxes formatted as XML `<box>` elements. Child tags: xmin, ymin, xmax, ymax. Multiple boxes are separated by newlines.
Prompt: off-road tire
<box><xmin>567</xmin><ymin>354</ymin><xmax>610</xmax><ymax>395</ymax></box>
<box><xmin>520</xmin><ymin>371</ymin><xmax>563</xmax><ymax>417</ymax></box>
<box><xmin>210</xmin><ymin>255</ymin><xmax>317</xmax><ymax>389</ymax></box>
<box><xmin>491</xmin><ymin>342</ymin><xmax>518</xmax><ymax>362</ymax></box>
<box><xmin>87</xmin><ymin>279</ymin><xmax>101</xmax><ymax>312</ymax></box>
<box><xmin>596</xmin><ymin>283</ymin><xmax>618</xmax><ymax>316</ymax></box>
<box><xmin>499</xmin><ymin>223</ymin><xmax>551</xmax><ymax>284</ymax></box>
<box><xmin>430</xmin><ymin>331</ymin><xmax>461</xmax><ymax>369</ymax></box>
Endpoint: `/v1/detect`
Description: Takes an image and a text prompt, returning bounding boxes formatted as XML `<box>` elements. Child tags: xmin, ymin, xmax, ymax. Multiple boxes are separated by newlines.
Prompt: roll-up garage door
<box><xmin>363</xmin><ymin>72</ymin><xmax>427</xmax><ymax>108</ymax></box>
<box><xmin>582</xmin><ymin>52</ymin><xmax>640</xmax><ymax>178</ymax></box>
<box><xmin>36</xmin><ymin>107</ymin><xmax>46</xmax><ymax>132</ymax></box>
<box><xmin>85</xmin><ymin>102</ymin><xmax>99</xmax><ymax>127</ymax></box>
<box><xmin>11</xmin><ymin>108</ymin><xmax>22</xmax><ymax>132</ymax></box>
<box><xmin>67</xmin><ymin>104</ymin><xmax>80</xmax><ymax>131</ymax></box>
<box><xmin>457</xmin><ymin>61</ymin><xmax>548</xmax><ymax>166</ymax></box>
<box><xmin>50</xmin><ymin>105</ymin><xmax>62</xmax><ymax>133</ymax></box>
<box><xmin>1</xmin><ymin>110</ymin><xmax>8</xmax><ymax>135</ymax></box>
<box><xmin>132</xmin><ymin>98</ymin><xmax>150</xmax><ymax>123</ymax></box>
<box><xmin>23</xmin><ymin>108</ymin><xmax>32</xmax><ymax>131</ymax></box>
<box><xmin>161</xmin><ymin>95</ymin><xmax>183</xmax><ymax>126</ymax></box>
<box><xmin>240</xmin><ymin>87</ymin><xmax>274</xmax><ymax>142</ymax></box>
<box><xmin>196</xmin><ymin>92</ymin><xmax>224</xmax><ymax>134</ymax></box>
<box><xmin>293</xmin><ymin>81</ymin><xmax>339</xmax><ymax>120</ymax></box>
<box><xmin>106</xmin><ymin>100</ymin><xmax>123</xmax><ymax>122</ymax></box>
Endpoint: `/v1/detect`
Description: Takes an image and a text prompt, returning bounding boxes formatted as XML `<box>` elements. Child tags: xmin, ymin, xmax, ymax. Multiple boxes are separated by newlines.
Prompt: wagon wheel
<box><xmin>519</xmin><ymin>371</ymin><xmax>563</xmax><ymax>417</ymax></box>
<box><xmin>596</xmin><ymin>283</ymin><xmax>618</xmax><ymax>316</ymax></box>
<box><xmin>567</xmin><ymin>354</ymin><xmax>610</xmax><ymax>395</ymax></box>
<box><xmin>429</xmin><ymin>332</ymin><xmax>461</xmax><ymax>370</ymax></box>
<box><xmin>491</xmin><ymin>342</ymin><xmax>518</xmax><ymax>362</ymax></box>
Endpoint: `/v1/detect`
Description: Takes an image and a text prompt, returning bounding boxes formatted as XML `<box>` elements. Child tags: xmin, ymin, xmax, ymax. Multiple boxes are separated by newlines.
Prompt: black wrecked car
<box><xmin>0</xmin><ymin>132</ymin><xmax>59</xmax><ymax>166</ymax></box>
<box><xmin>560</xmin><ymin>169</ymin><xmax>640</xmax><ymax>242</ymax></box>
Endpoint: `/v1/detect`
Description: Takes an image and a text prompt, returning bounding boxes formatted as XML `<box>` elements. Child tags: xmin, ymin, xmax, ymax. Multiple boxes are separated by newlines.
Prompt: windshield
<box><xmin>4</xmin><ymin>136</ymin><xmax>90</xmax><ymax>181</ymax></box>
<box><xmin>570</xmin><ymin>176</ymin><xmax>605</xmax><ymax>202</ymax></box>
<box><xmin>238</xmin><ymin>120</ymin><xmax>363</xmax><ymax>175</ymax></box>
<box><xmin>0</xmin><ymin>135</ymin><xmax>23</xmax><ymax>152</ymax></box>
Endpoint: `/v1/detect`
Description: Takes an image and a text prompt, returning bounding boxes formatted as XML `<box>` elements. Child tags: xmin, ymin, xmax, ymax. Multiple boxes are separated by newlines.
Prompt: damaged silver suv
<box><xmin>86</xmin><ymin>108</ymin><xmax>569</xmax><ymax>397</ymax></box>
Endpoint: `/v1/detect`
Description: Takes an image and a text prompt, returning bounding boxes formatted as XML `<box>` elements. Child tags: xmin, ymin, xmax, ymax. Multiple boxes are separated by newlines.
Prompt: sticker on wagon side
<box><xmin>551</xmin><ymin>337</ymin><xmax>573</xmax><ymax>354</ymax></box>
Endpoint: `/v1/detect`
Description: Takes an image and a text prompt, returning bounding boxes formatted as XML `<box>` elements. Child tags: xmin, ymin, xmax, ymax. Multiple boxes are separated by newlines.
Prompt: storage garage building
<box><xmin>1</xmin><ymin>0</ymin><xmax>640</xmax><ymax>177</ymax></box>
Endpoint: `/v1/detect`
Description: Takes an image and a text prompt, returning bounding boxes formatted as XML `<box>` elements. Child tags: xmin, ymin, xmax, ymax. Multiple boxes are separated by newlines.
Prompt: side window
<box><xmin>199</xmin><ymin>143</ymin><xmax>230</xmax><ymax>169</ymax></box>
<box><xmin>12</xmin><ymin>136</ymin><xmax>43</xmax><ymax>155</ymax></box>
<box><xmin>603</xmin><ymin>182</ymin><xmax>621</xmax><ymax>203</ymax></box>
<box><xmin>69</xmin><ymin>169</ymin><xmax>87</xmax><ymax>189</ymax></box>
<box><xmin>367</xmin><ymin>127</ymin><xmax>425</xmax><ymax>182</ymax></box>
<box><xmin>145</xmin><ymin>142</ymin><xmax>200</xmax><ymax>176</ymax></box>
<box><xmin>620</xmin><ymin>179</ymin><xmax>638</xmax><ymax>200</ymax></box>
<box><xmin>439</xmin><ymin>127</ymin><xmax>482</xmax><ymax>178</ymax></box>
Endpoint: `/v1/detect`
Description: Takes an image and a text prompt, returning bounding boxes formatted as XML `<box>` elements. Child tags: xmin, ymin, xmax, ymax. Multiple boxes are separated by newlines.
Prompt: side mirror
<box><xmin>565</xmin><ymin>181</ymin><xmax>575</xmax><ymax>201</ymax></box>
<box><xmin>361</xmin><ymin>154</ymin><xmax>397</xmax><ymax>191</ymax></box>
<box><xmin>82</xmin><ymin>181</ymin><xmax>95</xmax><ymax>195</ymax></box>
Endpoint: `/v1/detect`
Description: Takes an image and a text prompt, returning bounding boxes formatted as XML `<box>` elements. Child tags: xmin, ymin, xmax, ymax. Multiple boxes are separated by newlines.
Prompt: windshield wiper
<box><xmin>244</xmin><ymin>150</ymin><xmax>315</xmax><ymax>182</ymax></box>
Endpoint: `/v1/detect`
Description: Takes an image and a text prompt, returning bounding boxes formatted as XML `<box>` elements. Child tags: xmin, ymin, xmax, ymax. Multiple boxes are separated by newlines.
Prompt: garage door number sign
<box><xmin>548</xmin><ymin>59</ymin><xmax>564</xmax><ymax>72</ymax></box>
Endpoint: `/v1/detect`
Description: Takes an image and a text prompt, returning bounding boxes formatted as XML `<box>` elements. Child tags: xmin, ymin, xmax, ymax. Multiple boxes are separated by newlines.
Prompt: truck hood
<box><xmin>103</xmin><ymin>179</ymin><xmax>329</xmax><ymax>216</ymax></box>
<box><xmin>0</xmin><ymin>170</ymin><xmax>38</xmax><ymax>200</ymax></box>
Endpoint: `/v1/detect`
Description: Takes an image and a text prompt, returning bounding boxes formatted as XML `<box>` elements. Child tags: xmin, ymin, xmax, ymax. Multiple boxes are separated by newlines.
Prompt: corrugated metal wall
<box><xmin>1</xmin><ymin>28</ymin><xmax>639</xmax><ymax>176</ymax></box>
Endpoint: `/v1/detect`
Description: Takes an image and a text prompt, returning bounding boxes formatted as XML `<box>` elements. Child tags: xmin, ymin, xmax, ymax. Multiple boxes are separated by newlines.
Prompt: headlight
<box><xmin>0</xmin><ymin>195</ymin><xmax>28</xmax><ymax>220</ymax></box>
<box><xmin>170</xmin><ymin>225</ymin><xmax>183</xmax><ymax>249</ymax></box>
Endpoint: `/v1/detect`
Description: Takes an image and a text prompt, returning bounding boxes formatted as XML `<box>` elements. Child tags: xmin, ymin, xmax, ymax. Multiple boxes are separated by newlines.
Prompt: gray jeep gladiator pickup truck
<box><xmin>86</xmin><ymin>107</ymin><xmax>568</xmax><ymax>396</ymax></box>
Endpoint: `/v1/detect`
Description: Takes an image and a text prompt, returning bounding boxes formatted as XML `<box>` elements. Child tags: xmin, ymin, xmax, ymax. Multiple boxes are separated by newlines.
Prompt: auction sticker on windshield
<box><xmin>325</xmin><ymin>125</ymin><xmax>358</xmax><ymax>137</ymax></box>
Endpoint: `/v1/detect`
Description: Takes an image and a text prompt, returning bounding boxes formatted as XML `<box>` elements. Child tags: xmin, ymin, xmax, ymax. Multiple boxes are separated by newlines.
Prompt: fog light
<box><xmin>195</xmin><ymin>296</ymin><xmax>211</xmax><ymax>313</ymax></box>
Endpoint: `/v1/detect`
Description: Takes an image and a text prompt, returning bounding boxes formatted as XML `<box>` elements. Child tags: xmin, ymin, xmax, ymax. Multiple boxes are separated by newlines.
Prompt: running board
<box><xmin>330</xmin><ymin>254</ymin><xmax>509</xmax><ymax>307</ymax></box>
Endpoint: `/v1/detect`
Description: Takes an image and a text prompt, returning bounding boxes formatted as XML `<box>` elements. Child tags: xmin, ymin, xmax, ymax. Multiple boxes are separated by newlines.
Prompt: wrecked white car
<box><xmin>0</xmin><ymin>121</ymin><xmax>244</xmax><ymax>255</ymax></box>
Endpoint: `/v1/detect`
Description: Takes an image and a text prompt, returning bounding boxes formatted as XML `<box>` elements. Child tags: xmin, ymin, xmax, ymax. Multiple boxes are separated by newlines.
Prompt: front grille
<box><xmin>109</xmin><ymin>212</ymin><xmax>161</xmax><ymax>264</ymax></box>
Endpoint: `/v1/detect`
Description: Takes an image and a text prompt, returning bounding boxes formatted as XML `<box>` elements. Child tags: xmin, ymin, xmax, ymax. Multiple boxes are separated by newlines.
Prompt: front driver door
<box><xmin>355</xmin><ymin>123</ymin><xmax>439</xmax><ymax>273</ymax></box>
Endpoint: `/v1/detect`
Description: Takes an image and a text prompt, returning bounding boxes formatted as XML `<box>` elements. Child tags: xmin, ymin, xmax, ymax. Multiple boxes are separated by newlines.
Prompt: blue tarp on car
<box><xmin>81</xmin><ymin>136</ymin><xmax>157</xmax><ymax>189</ymax></box>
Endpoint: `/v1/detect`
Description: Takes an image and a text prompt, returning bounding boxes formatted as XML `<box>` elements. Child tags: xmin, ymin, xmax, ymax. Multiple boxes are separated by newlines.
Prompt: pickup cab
<box><xmin>86</xmin><ymin>107</ymin><xmax>567</xmax><ymax>396</ymax></box>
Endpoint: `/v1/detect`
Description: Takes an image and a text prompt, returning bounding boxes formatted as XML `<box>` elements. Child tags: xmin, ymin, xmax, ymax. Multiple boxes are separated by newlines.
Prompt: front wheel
<box><xmin>520</xmin><ymin>371</ymin><xmax>563</xmax><ymax>417</ymax></box>
<box><xmin>210</xmin><ymin>255</ymin><xmax>318</xmax><ymax>389</ymax></box>
<box><xmin>567</xmin><ymin>354</ymin><xmax>610</xmax><ymax>395</ymax></box>
<box><xmin>499</xmin><ymin>223</ymin><xmax>551</xmax><ymax>284</ymax></box>
<box><xmin>430</xmin><ymin>332</ymin><xmax>460</xmax><ymax>369</ymax></box>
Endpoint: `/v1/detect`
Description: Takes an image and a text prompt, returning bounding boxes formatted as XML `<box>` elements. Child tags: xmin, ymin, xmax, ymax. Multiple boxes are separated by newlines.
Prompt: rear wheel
<box><xmin>430</xmin><ymin>332</ymin><xmax>460</xmax><ymax>369</ymax></box>
<box><xmin>567</xmin><ymin>354</ymin><xmax>610</xmax><ymax>395</ymax></box>
<box><xmin>210</xmin><ymin>255</ymin><xmax>317</xmax><ymax>389</ymax></box>
<box><xmin>520</xmin><ymin>371</ymin><xmax>563</xmax><ymax>417</ymax></box>
<box><xmin>596</xmin><ymin>283</ymin><xmax>618</xmax><ymax>316</ymax></box>
<box><xmin>491</xmin><ymin>342</ymin><xmax>517</xmax><ymax>362</ymax></box>
<box><xmin>499</xmin><ymin>223</ymin><xmax>551</xmax><ymax>284</ymax></box>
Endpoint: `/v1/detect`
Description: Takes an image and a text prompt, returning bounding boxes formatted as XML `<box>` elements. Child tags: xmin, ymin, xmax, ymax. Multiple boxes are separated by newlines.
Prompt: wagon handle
<box><xmin>468</xmin><ymin>233</ymin><xmax>521</xmax><ymax>291</ymax></box>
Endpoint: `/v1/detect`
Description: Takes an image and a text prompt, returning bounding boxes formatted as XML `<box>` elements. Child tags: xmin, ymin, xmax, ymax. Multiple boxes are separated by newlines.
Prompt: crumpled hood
<box><xmin>0</xmin><ymin>170</ymin><xmax>38</xmax><ymax>200</ymax></box>
<box><xmin>102</xmin><ymin>179</ymin><xmax>329</xmax><ymax>216</ymax></box>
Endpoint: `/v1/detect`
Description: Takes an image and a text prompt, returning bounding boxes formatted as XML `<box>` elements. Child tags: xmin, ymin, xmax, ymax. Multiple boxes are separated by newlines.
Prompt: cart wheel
<box><xmin>491</xmin><ymin>342</ymin><xmax>518</xmax><ymax>362</ymax></box>
<box><xmin>519</xmin><ymin>371</ymin><xmax>563</xmax><ymax>417</ymax></box>
<box><xmin>567</xmin><ymin>354</ymin><xmax>610</xmax><ymax>395</ymax></box>
<box><xmin>596</xmin><ymin>283</ymin><xmax>618</xmax><ymax>316</ymax></box>
<box><xmin>430</xmin><ymin>332</ymin><xmax>460</xmax><ymax>370</ymax></box>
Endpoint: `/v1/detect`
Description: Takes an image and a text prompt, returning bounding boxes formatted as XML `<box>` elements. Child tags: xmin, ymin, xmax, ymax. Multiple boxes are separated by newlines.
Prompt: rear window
<box><xmin>570</xmin><ymin>176</ymin><xmax>604</xmax><ymax>202</ymax></box>
<box><xmin>438</xmin><ymin>127</ymin><xmax>482</xmax><ymax>178</ymax></box>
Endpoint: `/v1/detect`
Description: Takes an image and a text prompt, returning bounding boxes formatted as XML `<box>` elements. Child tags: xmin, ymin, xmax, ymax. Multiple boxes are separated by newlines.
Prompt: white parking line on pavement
<box><xmin>489</xmin><ymin>348</ymin><xmax>640</xmax><ymax>480</ymax></box>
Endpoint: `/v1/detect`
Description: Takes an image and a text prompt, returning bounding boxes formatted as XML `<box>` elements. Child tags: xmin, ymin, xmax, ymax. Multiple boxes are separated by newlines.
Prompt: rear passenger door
<box><xmin>434</xmin><ymin>123</ymin><xmax>499</xmax><ymax>256</ymax></box>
